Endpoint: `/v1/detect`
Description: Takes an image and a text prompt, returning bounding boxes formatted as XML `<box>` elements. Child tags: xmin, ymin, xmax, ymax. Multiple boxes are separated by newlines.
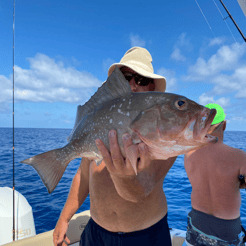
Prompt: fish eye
<box><xmin>178</xmin><ymin>100</ymin><xmax>185</xmax><ymax>106</ymax></box>
<box><xmin>175</xmin><ymin>99</ymin><xmax>187</xmax><ymax>110</ymax></box>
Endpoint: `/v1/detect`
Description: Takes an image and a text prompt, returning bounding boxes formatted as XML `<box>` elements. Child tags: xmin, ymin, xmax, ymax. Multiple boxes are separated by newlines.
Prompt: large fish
<box><xmin>20</xmin><ymin>66</ymin><xmax>217</xmax><ymax>193</ymax></box>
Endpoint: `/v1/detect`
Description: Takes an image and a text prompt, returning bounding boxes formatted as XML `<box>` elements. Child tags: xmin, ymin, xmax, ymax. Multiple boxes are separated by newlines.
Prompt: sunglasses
<box><xmin>123</xmin><ymin>72</ymin><xmax>154</xmax><ymax>87</ymax></box>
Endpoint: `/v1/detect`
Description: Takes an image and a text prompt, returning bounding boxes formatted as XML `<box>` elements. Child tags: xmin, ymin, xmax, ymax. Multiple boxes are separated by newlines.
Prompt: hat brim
<box><xmin>108</xmin><ymin>63</ymin><xmax>166</xmax><ymax>92</ymax></box>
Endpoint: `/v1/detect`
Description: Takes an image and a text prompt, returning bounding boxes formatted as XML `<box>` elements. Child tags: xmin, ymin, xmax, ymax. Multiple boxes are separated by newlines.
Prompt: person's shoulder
<box><xmin>223</xmin><ymin>144</ymin><xmax>246</xmax><ymax>159</ymax></box>
<box><xmin>235</xmin><ymin>148</ymin><xmax>246</xmax><ymax>158</ymax></box>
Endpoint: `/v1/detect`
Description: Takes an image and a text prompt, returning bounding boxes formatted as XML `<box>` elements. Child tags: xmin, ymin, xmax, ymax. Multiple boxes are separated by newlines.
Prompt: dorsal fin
<box><xmin>67</xmin><ymin>66</ymin><xmax>132</xmax><ymax>141</ymax></box>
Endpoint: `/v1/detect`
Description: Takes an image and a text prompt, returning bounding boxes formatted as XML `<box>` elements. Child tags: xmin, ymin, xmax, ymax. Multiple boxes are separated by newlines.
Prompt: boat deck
<box><xmin>3</xmin><ymin>210</ymin><xmax>186</xmax><ymax>246</ymax></box>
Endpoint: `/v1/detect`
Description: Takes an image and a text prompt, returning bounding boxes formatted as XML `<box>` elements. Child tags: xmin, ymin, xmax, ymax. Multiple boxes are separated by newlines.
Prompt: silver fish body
<box><xmin>21</xmin><ymin>66</ymin><xmax>217</xmax><ymax>193</ymax></box>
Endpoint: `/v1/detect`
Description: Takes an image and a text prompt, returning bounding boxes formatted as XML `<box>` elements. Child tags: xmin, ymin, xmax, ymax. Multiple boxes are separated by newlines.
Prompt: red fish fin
<box><xmin>20</xmin><ymin>147</ymin><xmax>72</xmax><ymax>193</ymax></box>
<box><xmin>125</xmin><ymin>145</ymin><xmax>139</xmax><ymax>175</ymax></box>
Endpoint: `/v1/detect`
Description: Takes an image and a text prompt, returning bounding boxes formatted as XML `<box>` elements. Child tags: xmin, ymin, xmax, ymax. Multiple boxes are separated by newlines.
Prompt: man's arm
<box><xmin>53</xmin><ymin>158</ymin><xmax>90</xmax><ymax>245</ymax></box>
<box><xmin>96</xmin><ymin>130</ymin><xmax>177</xmax><ymax>202</ymax></box>
<box><xmin>59</xmin><ymin>158</ymin><xmax>90</xmax><ymax>221</ymax></box>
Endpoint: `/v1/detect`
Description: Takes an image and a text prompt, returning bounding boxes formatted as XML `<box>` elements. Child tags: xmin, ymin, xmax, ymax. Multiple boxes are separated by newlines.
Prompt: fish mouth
<box><xmin>193</xmin><ymin>108</ymin><xmax>217</xmax><ymax>143</ymax></box>
<box><xmin>183</xmin><ymin>108</ymin><xmax>217</xmax><ymax>143</ymax></box>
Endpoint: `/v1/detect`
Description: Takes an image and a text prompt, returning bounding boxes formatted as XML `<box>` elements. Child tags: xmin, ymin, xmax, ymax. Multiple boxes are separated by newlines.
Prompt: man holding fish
<box><xmin>183</xmin><ymin>104</ymin><xmax>246</xmax><ymax>246</ymax></box>
<box><xmin>20</xmin><ymin>47</ymin><xmax>217</xmax><ymax>246</ymax></box>
<box><xmin>51</xmin><ymin>47</ymin><xmax>176</xmax><ymax>246</ymax></box>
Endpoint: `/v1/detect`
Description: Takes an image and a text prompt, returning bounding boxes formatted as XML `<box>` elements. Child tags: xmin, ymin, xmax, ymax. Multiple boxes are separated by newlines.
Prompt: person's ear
<box><xmin>223</xmin><ymin>120</ymin><xmax>227</xmax><ymax>131</ymax></box>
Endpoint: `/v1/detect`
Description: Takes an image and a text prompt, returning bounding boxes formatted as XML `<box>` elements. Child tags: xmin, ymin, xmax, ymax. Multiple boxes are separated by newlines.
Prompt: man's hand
<box><xmin>95</xmin><ymin>130</ymin><xmax>156</xmax><ymax>202</ymax></box>
<box><xmin>95</xmin><ymin>130</ymin><xmax>152</xmax><ymax>177</ymax></box>
<box><xmin>95</xmin><ymin>129</ymin><xmax>177</xmax><ymax>202</ymax></box>
<box><xmin>53</xmin><ymin>218</ymin><xmax>70</xmax><ymax>246</ymax></box>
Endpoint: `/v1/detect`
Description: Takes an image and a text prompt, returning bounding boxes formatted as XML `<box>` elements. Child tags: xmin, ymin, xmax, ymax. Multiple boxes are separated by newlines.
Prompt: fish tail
<box><xmin>20</xmin><ymin>147</ymin><xmax>72</xmax><ymax>194</ymax></box>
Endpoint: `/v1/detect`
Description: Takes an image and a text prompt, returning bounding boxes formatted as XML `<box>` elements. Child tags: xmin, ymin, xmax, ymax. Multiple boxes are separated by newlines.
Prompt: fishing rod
<box><xmin>219</xmin><ymin>0</ymin><xmax>246</xmax><ymax>42</ymax></box>
<box><xmin>12</xmin><ymin>0</ymin><xmax>16</xmax><ymax>241</ymax></box>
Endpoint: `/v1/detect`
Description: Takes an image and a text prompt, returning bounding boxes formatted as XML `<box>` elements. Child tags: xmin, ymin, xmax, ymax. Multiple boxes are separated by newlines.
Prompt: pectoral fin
<box><xmin>125</xmin><ymin>144</ymin><xmax>139</xmax><ymax>175</ymax></box>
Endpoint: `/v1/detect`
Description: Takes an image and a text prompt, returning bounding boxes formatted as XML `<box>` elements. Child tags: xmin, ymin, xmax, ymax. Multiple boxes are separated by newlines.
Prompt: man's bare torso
<box><xmin>185</xmin><ymin>142</ymin><xmax>245</xmax><ymax>219</ymax></box>
<box><xmin>87</xmin><ymin>159</ymin><xmax>173</xmax><ymax>232</ymax></box>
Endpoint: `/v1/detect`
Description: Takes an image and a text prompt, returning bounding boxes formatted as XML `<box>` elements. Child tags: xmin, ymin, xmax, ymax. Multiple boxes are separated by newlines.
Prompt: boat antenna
<box><xmin>12</xmin><ymin>0</ymin><xmax>16</xmax><ymax>241</ymax></box>
<box><xmin>219</xmin><ymin>0</ymin><xmax>246</xmax><ymax>42</ymax></box>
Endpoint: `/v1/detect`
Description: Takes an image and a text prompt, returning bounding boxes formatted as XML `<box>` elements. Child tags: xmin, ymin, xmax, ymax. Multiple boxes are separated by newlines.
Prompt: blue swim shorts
<box><xmin>182</xmin><ymin>208</ymin><xmax>245</xmax><ymax>246</ymax></box>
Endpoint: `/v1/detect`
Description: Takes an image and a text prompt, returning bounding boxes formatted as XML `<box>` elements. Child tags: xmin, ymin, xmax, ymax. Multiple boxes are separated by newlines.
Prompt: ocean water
<box><xmin>0</xmin><ymin>127</ymin><xmax>246</xmax><ymax>235</ymax></box>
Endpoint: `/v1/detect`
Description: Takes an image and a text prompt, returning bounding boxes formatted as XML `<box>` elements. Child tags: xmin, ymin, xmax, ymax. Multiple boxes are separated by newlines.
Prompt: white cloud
<box><xmin>171</xmin><ymin>48</ymin><xmax>186</xmax><ymax>61</ymax></box>
<box><xmin>205</xmin><ymin>64</ymin><xmax>246</xmax><ymax>98</ymax></box>
<box><xmin>177</xmin><ymin>33</ymin><xmax>192</xmax><ymax>49</ymax></box>
<box><xmin>231</xmin><ymin>117</ymin><xmax>246</xmax><ymax>122</ymax></box>
<box><xmin>0</xmin><ymin>53</ymin><xmax>102</xmax><ymax>104</ymax></box>
<box><xmin>171</xmin><ymin>33</ymin><xmax>192</xmax><ymax>61</ymax></box>
<box><xmin>213</xmin><ymin>97</ymin><xmax>230</xmax><ymax>107</ymax></box>
<box><xmin>130</xmin><ymin>34</ymin><xmax>146</xmax><ymax>47</ymax></box>
<box><xmin>198</xmin><ymin>93</ymin><xmax>246</xmax><ymax>125</ymax></box>
<box><xmin>0</xmin><ymin>75</ymin><xmax>12</xmax><ymax>104</ymax></box>
<box><xmin>208</xmin><ymin>37</ymin><xmax>225</xmax><ymax>46</ymax></box>
<box><xmin>157</xmin><ymin>67</ymin><xmax>177</xmax><ymax>92</ymax></box>
<box><xmin>184</xmin><ymin>42</ymin><xmax>246</xmax><ymax>101</ymax></box>
<box><xmin>234</xmin><ymin>66</ymin><xmax>246</xmax><ymax>98</ymax></box>
<box><xmin>186</xmin><ymin>42</ymin><xmax>246</xmax><ymax>80</ymax></box>
<box><xmin>210</xmin><ymin>73</ymin><xmax>242</xmax><ymax>95</ymax></box>
<box><xmin>198</xmin><ymin>93</ymin><xmax>214</xmax><ymax>106</ymax></box>
<box><xmin>198</xmin><ymin>93</ymin><xmax>230</xmax><ymax>108</ymax></box>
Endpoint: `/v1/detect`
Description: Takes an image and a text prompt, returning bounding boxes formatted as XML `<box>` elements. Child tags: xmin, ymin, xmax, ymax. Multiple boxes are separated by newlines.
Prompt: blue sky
<box><xmin>1</xmin><ymin>0</ymin><xmax>246</xmax><ymax>131</ymax></box>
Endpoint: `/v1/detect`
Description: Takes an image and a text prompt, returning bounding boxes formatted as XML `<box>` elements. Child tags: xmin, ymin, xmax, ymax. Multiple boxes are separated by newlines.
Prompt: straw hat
<box><xmin>108</xmin><ymin>47</ymin><xmax>166</xmax><ymax>92</ymax></box>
